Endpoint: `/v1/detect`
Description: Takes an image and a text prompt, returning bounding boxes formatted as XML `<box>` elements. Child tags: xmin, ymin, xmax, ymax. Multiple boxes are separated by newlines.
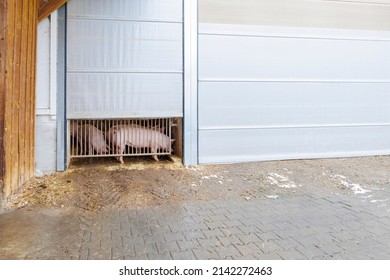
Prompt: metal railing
<box><xmin>68</xmin><ymin>118</ymin><xmax>173</xmax><ymax>162</ymax></box>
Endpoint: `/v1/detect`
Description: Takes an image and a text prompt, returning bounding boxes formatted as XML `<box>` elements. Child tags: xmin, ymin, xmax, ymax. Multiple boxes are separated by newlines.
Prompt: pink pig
<box><xmin>79</xmin><ymin>124</ymin><xmax>109</xmax><ymax>155</ymax></box>
<box><xmin>107</xmin><ymin>125</ymin><xmax>173</xmax><ymax>163</ymax></box>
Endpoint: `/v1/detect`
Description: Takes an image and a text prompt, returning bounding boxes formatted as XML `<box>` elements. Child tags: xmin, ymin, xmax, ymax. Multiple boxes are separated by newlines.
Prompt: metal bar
<box><xmin>67</xmin><ymin>118</ymin><xmax>173</xmax><ymax>159</ymax></box>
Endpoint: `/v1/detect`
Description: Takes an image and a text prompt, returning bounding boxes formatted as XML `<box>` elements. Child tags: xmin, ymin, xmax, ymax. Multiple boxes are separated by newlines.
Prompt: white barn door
<box><xmin>198</xmin><ymin>0</ymin><xmax>390</xmax><ymax>164</ymax></box>
<box><xmin>66</xmin><ymin>0</ymin><xmax>183</xmax><ymax>119</ymax></box>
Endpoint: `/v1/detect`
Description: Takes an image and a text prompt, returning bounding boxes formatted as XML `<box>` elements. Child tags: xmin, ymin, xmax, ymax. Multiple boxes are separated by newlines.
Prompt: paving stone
<box><xmin>197</xmin><ymin>237</ymin><xmax>220</xmax><ymax>248</ymax></box>
<box><xmin>147</xmin><ymin>252</ymin><xmax>172</xmax><ymax>260</ymax></box>
<box><xmin>220</xmin><ymin>227</ymin><xmax>245</xmax><ymax>237</ymax></box>
<box><xmin>253</xmin><ymin>240</ymin><xmax>284</xmax><ymax>254</ymax></box>
<box><xmin>192</xmin><ymin>248</ymin><xmax>219</xmax><ymax>260</ymax></box>
<box><xmin>256</xmin><ymin>231</ymin><xmax>281</xmax><ymax>242</ymax></box>
<box><xmin>177</xmin><ymin>240</ymin><xmax>200</xmax><ymax>251</ymax></box>
<box><xmin>164</xmin><ymin>232</ymin><xmax>186</xmax><ymax>243</ymax></box>
<box><xmin>254</xmin><ymin>251</ymin><xmax>283</xmax><ymax>260</ymax></box>
<box><xmin>182</xmin><ymin>230</ymin><xmax>206</xmax><ymax>241</ymax></box>
<box><xmin>278</xmin><ymin>248</ymin><xmax>306</xmax><ymax>260</ymax></box>
<box><xmin>143</xmin><ymin>233</ymin><xmax>165</xmax><ymax>245</ymax></box>
<box><xmin>212</xmin><ymin>245</ymin><xmax>242</xmax><ymax>259</ymax></box>
<box><xmin>295</xmin><ymin>244</ymin><xmax>324</xmax><ymax>259</ymax></box>
<box><xmin>156</xmin><ymin>241</ymin><xmax>180</xmax><ymax>254</ymax></box>
<box><xmin>274</xmin><ymin>238</ymin><xmax>302</xmax><ymax>250</ymax></box>
<box><xmin>201</xmin><ymin>228</ymin><xmax>225</xmax><ymax>238</ymax></box>
<box><xmin>237</xmin><ymin>233</ymin><xmax>260</xmax><ymax>244</ymax></box>
<box><xmin>171</xmin><ymin>251</ymin><xmax>196</xmax><ymax>260</ymax></box>
<box><xmin>134</xmin><ymin>243</ymin><xmax>158</xmax><ymax>256</ymax></box>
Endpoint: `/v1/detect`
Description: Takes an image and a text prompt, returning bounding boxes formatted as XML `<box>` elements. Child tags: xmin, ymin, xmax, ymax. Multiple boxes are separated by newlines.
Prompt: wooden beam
<box><xmin>38</xmin><ymin>0</ymin><xmax>67</xmax><ymax>22</ymax></box>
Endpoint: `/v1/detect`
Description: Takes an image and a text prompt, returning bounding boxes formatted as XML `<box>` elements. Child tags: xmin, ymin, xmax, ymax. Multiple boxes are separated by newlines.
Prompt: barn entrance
<box><xmin>66</xmin><ymin>0</ymin><xmax>184</xmax><ymax>164</ymax></box>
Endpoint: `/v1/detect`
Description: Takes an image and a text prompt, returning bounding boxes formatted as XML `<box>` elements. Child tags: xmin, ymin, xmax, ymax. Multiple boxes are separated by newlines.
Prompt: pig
<box><xmin>69</xmin><ymin>122</ymin><xmax>84</xmax><ymax>155</ymax></box>
<box><xmin>78</xmin><ymin>124</ymin><xmax>109</xmax><ymax>155</ymax></box>
<box><xmin>107</xmin><ymin>125</ymin><xmax>173</xmax><ymax>163</ymax></box>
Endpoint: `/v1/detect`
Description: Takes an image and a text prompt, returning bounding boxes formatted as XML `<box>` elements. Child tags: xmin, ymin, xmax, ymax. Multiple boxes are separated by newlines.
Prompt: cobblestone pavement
<box><xmin>2</xmin><ymin>192</ymin><xmax>389</xmax><ymax>260</ymax></box>
<box><xmin>77</xmin><ymin>194</ymin><xmax>390</xmax><ymax>260</ymax></box>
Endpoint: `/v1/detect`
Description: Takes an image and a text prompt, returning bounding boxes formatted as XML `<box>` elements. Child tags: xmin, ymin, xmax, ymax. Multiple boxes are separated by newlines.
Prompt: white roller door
<box><xmin>66</xmin><ymin>0</ymin><xmax>183</xmax><ymax>119</ymax></box>
<box><xmin>198</xmin><ymin>0</ymin><xmax>390</xmax><ymax>164</ymax></box>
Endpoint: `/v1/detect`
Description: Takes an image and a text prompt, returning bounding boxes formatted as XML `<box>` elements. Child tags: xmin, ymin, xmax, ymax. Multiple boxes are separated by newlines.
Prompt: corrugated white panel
<box><xmin>67</xmin><ymin>0</ymin><xmax>183</xmax><ymax>119</ymax></box>
<box><xmin>199</xmin><ymin>24</ymin><xmax>390</xmax><ymax>163</ymax></box>
<box><xmin>199</xmin><ymin>126</ymin><xmax>390</xmax><ymax>164</ymax></box>
<box><xmin>199</xmin><ymin>33</ymin><xmax>390</xmax><ymax>81</ymax></box>
<box><xmin>199</xmin><ymin>82</ymin><xmax>390</xmax><ymax>128</ymax></box>
<box><xmin>68</xmin><ymin>73</ymin><xmax>182</xmax><ymax>118</ymax></box>
<box><xmin>68</xmin><ymin>0</ymin><xmax>182</xmax><ymax>22</ymax></box>
<box><xmin>67</xmin><ymin>20</ymin><xmax>182</xmax><ymax>72</ymax></box>
<box><xmin>199</xmin><ymin>0</ymin><xmax>390</xmax><ymax>31</ymax></box>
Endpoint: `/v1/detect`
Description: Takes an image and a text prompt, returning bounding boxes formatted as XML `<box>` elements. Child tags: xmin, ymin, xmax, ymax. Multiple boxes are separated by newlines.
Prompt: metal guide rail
<box><xmin>68</xmin><ymin>118</ymin><xmax>174</xmax><ymax>161</ymax></box>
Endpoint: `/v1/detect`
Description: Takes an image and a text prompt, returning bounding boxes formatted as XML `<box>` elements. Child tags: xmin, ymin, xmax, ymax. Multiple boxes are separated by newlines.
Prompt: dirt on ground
<box><xmin>4</xmin><ymin>155</ymin><xmax>390</xmax><ymax>211</ymax></box>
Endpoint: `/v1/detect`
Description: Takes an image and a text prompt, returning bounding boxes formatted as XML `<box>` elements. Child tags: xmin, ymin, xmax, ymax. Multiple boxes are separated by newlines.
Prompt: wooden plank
<box><xmin>18</xmin><ymin>0</ymin><xmax>29</xmax><ymax>185</ymax></box>
<box><xmin>30</xmin><ymin>0</ymin><xmax>38</xmax><ymax>178</ymax></box>
<box><xmin>25</xmin><ymin>0</ymin><xmax>34</xmax><ymax>181</ymax></box>
<box><xmin>0</xmin><ymin>0</ymin><xmax>8</xmax><ymax>189</ymax></box>
<box><xmin>4</xmin><ymin>0</ymin><xmax>16</xmax><ymax>197</ymax></box>
<box><xmin>38</xmin><ymin>0</ymin><xmax>67</xmax><ymax>22</ymax></box>
<box><xmin>10</xmin><ymin>0</ymin><xmax>22</xmax><ymax>193</ymax></box>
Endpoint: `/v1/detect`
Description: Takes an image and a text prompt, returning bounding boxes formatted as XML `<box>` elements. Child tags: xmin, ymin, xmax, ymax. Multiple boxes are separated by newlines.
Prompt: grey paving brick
<box><xmin>256</xmin><ymin>231</ymin><xmax>281</xmax><ymax>242</ymax></box>
<box><xmin>253</xmin><ymin>240</ymin><xmax>284</xmax><ymax>254</ymax></box>
<box><xmin>254</xmin><ymin>251</ymin><xmax>283</xmax><ymax>260</ymax></box>
<box><xmin>278</xmin><ymin>248</ymin><xmax>307</xmax><ymax>260</ymax></box>
<box><xmin>214</xmin><ymin>245</ymin><xmax>243</xmax><ymax>259</ymax></box>
<box><xmin>171</xmin><ymin>250</ymin><xmax>196</xmax><ymax>260</ymax></box>
<box><xmin>197</xmin><ymin>237</ymin><xmax>220</xmax><ymax>248</ymax></box>
<box><xmin>237</xmin><ymin>233</ymin><xmax>260</xmax><ymax>245</ymax></box>
<box><xmin>134</xmin><ymin>243</ymin><xmax>158</xmax><ymax>256</ymax></box>
<box><xmin>148</xmin><ymin>252</ymin><xmax>172</xmax><ymax>260</ymax></box>
<box><xmin>182</xmin><ymin>230</ymin><xmax>206</xmax><ymax>241</ymax></box>
<box><xmin>217</xmin><ymin>235</ymin><xmax>244</xmax><ymax>246</ymax></box>
<box><xmin>220</xmin><ymin>227</ymin><xmax>245</xmax><ymax>237</ymax></box>
<box><xmin>156</xmin><ymin>241</ymin><xmax>180</xmax><ymax>254</ymax></box>
<box><xmin>223</xmin><ymin>219</ymin><xmax>244</xmax><ymax>228</ymax></box>
<box><xmin>295</xmin><ymin>244</ymin><xmax>324</xmax><ymax>259</ymax></box>
<box><xmin>274</xmin><ymin>237</ymin><xmax>301</xmax><ymax>250</ymax></box>
<box><xmin>238</xmin><ymin>225</ymin><xmax>263</xmax><ymax>235</ymax></box>
<box><xmin>143</xmin><ymin>233</ymin><xmax>165</xmax><ymax>245</ymax></box>
<box><xmin>164</xmin><ymin>232</ymin><xmax>186</xmax><ymax>243</ymax></box>
<box><xmin>130</xmin><ymin>226</ymin><xmax>151</xmax><ymax>237</ymax></box>
<box><xmin>177</xmin><ymin>240</ymin><xmax>200</xmax><ymax>251</ymax></box>
<box><xmin>204</xmin><ymin>221</ymin><xmax>227</xmax><ymax>230</ymax></box>
<box><xmin>192</xmin><ymin>247</ymin><xmax>219</xmax><ymax>260</ymax></box>
<box><xmin>150</xmin><ymin>225</ymin><xmax>171</xmax><ymax>235</ymax></box>
<box><xmin>234</xmin><ymin>243</ymin><xmax>259</xmax><ymax>257</ymax></box>
<box><xmin>201</xmin><ymin>228</ymin><xmax>225</xmax><ymax>238</ymax></box>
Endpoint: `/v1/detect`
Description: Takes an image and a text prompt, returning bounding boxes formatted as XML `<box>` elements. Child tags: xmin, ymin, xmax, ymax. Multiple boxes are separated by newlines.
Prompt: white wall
<box><xmin>36</xmin><ymin>13</ymin><xmax>58</xmax><ymax>175</ymax></box>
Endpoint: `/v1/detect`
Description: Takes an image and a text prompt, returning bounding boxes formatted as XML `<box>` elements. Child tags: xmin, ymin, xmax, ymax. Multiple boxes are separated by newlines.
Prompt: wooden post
<box><xmin>0</xmin><ymin>0</ymin><xmax>39</xmax><ymax>198</ymax></box>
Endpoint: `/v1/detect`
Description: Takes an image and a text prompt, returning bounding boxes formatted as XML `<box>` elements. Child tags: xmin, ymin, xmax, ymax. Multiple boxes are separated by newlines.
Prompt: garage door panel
<box><xmin>68</xmin><ymin>0</ymin><xmax>182</xmax><ymax>22</ymax></box>
<box><xmin>199</xmin><ymin>126</ymin><xmax>390</xmax><ymax>164</ymax></box>
<box><xmin>199</xmin><ymin>82</ymin><xmax>390</xmax><ymax>128</ymax></box>
<box><xmin>67</xmin><ymin>73</ymin><xmax>183</xmax><ymax>118</ymax></box>
<box><xmin>199</xmin><ymin>34</ymin><xmax>390</xmax><ymax>81</ymax></box>
<box><xmin>68</xmin><ymin>20</ymin><xmax>182</xmax><ymax>72</ymax></box>
<box><xmin>198</xmin><ymin>23</ymin><xmax>390</xmax><ymax>164</ymax></box>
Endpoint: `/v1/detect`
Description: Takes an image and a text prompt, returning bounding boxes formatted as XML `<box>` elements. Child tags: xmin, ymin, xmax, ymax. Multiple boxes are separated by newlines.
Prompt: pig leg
<box><xmin>115</xmin><ymin>145</ymin><xmax>125</xmax><ymax>164</ymax></box>
<box><xmin>151</xmin><ymin>146</ymin><xmax>159</xmax><ymax>161</ymax></box>
<box><xmin>88</xmin><ymin>144</ymin><xmax>94</xmax><ymax>155</ymax></box>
